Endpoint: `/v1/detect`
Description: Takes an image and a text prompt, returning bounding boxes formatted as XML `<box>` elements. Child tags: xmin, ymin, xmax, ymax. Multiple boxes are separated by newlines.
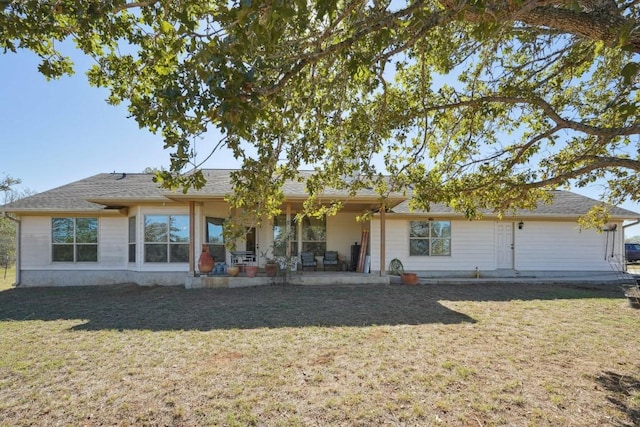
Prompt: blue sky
<box><xmin>0</xmin><ymin>49</ymin><xmax>237</xmax><ymax>194</ymax></box>
<box><xmin>2</xmin><ymin>48</ymin><xmax>640</xmax><ymax>237</ymax></box>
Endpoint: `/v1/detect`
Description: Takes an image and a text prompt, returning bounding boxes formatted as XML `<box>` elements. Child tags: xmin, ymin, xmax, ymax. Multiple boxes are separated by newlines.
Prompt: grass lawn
<box><xmin>0</xmin><ymin>282</ymin><xmax>638</xmax><ymax>426</ymax></box>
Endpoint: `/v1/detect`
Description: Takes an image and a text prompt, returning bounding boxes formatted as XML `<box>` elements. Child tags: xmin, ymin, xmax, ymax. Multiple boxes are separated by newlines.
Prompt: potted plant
<box><xmin>261</xmin><ymin>251</ymin><xmax>279</xmax><ymax>277</ymax></box>
<box><xmin>245</xmin><ymin>262</ymin><xmax>259</xmax><ymax>277</ymax></box>
<box><xmin>389</xmin><ymin>258</ymin><xmax>419</xmax><ymax>285</ymax></box>
<box><xmin>226</xmin><ymin>265</ymin><xmax>240</xmax><ymax>277</ymax></box>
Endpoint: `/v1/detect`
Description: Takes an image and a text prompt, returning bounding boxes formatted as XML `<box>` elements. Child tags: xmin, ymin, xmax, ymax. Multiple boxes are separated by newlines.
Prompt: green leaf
<box><xmin>621</xmin><ymin>62</ymin><xmax>639</xmax><ymax>86</ymax></box>
<box><xmin>160</xmin><ymin>20</ymin><xmax>173</xmax><ymax>34</ymax></box>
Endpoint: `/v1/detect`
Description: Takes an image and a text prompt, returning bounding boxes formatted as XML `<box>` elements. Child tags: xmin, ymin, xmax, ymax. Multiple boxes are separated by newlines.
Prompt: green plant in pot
<box><xmin>261</xmin><ymin>250</ymin><xmax>278</xmax><ymax>277</ymax></box>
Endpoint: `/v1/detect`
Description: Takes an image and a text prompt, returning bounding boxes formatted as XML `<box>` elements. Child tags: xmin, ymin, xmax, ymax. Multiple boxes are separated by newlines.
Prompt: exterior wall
<box><xmin>18</xmin><ymin>206</ymin><xmax>192</xmax><ymax>286</ymax></box>
<box><xmin>20</xmin><ymin>215</ymin><xmax>128</xmax><ymax>271</ymax></box>
<box><xmin>371</xmin><ymin>216</ymin><xmax>626</xmax><ymax>275</ymax></box>
<box><xmin>326</xmin><ymin>212</ymin><xmax>366</xmax><ymax>262</ymax></box>
<box><xmin>371</xmin><ymin>218</ymin><xmax>496</xmax><ymax>273</ymax></box>
<box><xmin>514</xmin><ymin>220</ymin><xmax>624</xmax><ymax>271</ymax></box>
<box><xmin>129</xmin><ymin>205</ymin><xmax>190</xmax><ymax>273</ymax></box>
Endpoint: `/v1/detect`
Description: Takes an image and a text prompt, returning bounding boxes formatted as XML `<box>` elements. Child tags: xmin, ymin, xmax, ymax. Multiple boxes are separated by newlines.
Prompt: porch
<box><xmin>185</xmin><ymin>270</ymin><xmax>390</xmax><ymax>289</ymax></box>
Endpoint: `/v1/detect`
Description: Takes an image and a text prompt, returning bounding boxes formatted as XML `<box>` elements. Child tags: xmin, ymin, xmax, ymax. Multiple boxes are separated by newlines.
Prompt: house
<box><xmin>2</xmin><ymin>169</ymin><xmax>639</xmax><ymax>287</ymax></box>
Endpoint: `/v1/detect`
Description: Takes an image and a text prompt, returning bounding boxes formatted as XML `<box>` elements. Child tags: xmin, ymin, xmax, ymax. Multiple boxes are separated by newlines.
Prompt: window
<box><xmin>144</xmin><ymin>215</ymin><xmax>189</xmax><ymax>263</ymax></box>
<box><xmin>273</xmin><ymin>215</ymin><xmax>298</xmax><ymax>256</ymax></box>
<box><xmin>52</xmin><ymin>217</ymin><xmax>98</xmax><ymax>262</ymax></box>
<box><xmin>301</xmin><ymin>216</ymin><xmax>326</xmax><ymax>256</ymax></box>
<box><xmin>409</xmin><ymin>220</ymin><xmax>451</xmax><ymax>256</ymax></box>
<box><xmin>128</xmin><ymin>216</ymin><xmax>136</xmax><ymax>263</ymax></box>
<box><xmin>205</xmin><ymin>217</ymin><xmax>226</xmax><ymax>262</ymax></box>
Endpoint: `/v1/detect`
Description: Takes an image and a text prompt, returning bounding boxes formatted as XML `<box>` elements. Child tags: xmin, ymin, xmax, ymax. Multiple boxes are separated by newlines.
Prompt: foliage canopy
<box><xmin>2</xmin><ymin>0</ymin><xmax>639</xmax><ymax>226</ymax></box>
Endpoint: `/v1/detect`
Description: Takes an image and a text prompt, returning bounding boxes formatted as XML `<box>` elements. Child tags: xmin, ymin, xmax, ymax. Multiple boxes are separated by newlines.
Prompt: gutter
<box><xmin>2</xmin><ymin>212</ymin><xmax>20</xmax><ymax>287</ymax></box>
<box><xmin>623</xmin><ymin>219</ymin><xmax>640</xmax><ymax>230</ymax></box>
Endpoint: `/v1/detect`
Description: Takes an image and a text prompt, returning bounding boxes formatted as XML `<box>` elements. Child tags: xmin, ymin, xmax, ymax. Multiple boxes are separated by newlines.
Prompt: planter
<box><xmin>198</xmin><ymin>244</ymin><xmax>215</xmax><ymax>274</ymax></box>
<box><xmin>226</xmin><ymin>266</ymin><xmax>240</xmax><ymax>277</ymax></box>
<box><xmin>245</xmin><ymin>265</ymin><xmax>259</xmax><ymax>278</ymax></box>
<box><xmin>625</xmin><ymin>289</ymin><xmax>640</xmax><ymax>309</ymax></box>
<box><xmin>401</xmin><ymin>272</ymin><xmax>419</xmax><ymax>285</ymax></box>
<box><xmin>265</xmin><ymin>263</ymin><xmax>278</xmax><ymax>277</ymax></box>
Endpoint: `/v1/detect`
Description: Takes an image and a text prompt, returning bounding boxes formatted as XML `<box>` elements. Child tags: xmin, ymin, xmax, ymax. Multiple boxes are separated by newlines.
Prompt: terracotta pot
<box><xmin>227</xmin><ymin>266</ymin><xmax>240</xmax><ymax>277</ymax></box>
<box><xmin>265</xmin><ymin>263</ymin><xmax>278</xmax><ymax>277</ymax></box>
<box><xmin>198</xmin><ymin>244</ymin><xmax>215</xmax><ymax>274</ymax></box>
<box><xmin>245</xmin><ymin>265</ymin><xmax>259</xmax><ymax>278</ymax></box>
<box><xmin>401</xmin><ymin>272</ymin><xmax>419</xmax><ymax>285</ymax></box>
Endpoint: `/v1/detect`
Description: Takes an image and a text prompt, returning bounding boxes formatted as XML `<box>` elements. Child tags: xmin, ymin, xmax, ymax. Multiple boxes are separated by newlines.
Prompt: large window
<box><xmin>52</xmin><ymin>217</ymin><xmax>98</xmax><ymax>262</ymax></box>
<box><xmin>144</xmin><ymin>215</ymin><xmax>189</xmax><ymax>263</ymax></box>
<box><xmin>301</xmin><ymin>216</ymin><xmax>326</xmax><ymax>256</ymax></box>
<box><xmin>273</xmin><ymin>215</ymin><xmax>298</xmax><ymax>256</ymax></box>
<box><xmin>128</xmin><ymin>216</ymin><xmax>136</xmax><ymax>263</ymax></box>
<box><xmin>409</xmin><ymin>220</ymin><xmax>451</xmax><ymax>256</ymax></box>
<box><xmin>205</xmin><ymin>217</ymin><xmax>226</xmax><ymax>262</ymax></box>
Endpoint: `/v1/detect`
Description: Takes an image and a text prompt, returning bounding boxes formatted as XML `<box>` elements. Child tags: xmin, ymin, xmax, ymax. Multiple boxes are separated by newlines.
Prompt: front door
<box><xmin>496</xmin><ymin>222</ymin><xmax>514</xmax><ymax>269</ymax></box>
<box><xmin>246</xmin><ymin>227</ymin><xmax>256</xmax><ymax>254</ymax></box>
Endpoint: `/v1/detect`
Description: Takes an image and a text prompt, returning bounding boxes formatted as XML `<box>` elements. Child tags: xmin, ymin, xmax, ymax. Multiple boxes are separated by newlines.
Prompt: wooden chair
<box><xmin>300</xmin><ymin>251</ymin><xmax>317</xmax><ymax>271</ymax></box>
<box><xmin>322</xmin><ymin>251</ymin><xmax>339</xmax><ymax>271</ymax></box>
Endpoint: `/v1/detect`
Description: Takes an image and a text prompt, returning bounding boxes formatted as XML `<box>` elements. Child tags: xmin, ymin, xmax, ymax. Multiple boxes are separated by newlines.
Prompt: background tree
<box><xmin>0</xmin><ymin>175</ymin><xmax>31</xmax><ymax>278</ymax></box>
<box><xmin>2</xmin><ymin>1</ymin><xmax>638</xmax><ymax>237</ymax></box>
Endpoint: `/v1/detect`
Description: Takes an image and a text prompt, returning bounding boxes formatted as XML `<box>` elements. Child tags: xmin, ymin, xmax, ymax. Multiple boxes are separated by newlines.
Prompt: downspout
<box><xmin>623</xmin><ymin>219</ymin><xmax>640</xmax><ymax>230</ymax></box>
<box><xmin>2</xmin><ymin>212</ymin><xmax>20</xmax><ymax>287</ymax></box>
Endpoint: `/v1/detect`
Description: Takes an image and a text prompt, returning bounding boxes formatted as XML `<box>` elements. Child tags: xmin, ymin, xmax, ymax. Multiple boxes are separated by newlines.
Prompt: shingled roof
<box><xmin>0</xmin><ymin>169</ymin><xmax>398</xmax><ymax>214</ymax></box>
<box><xmin>390</xmin><ymin>190</ymin><xmax>640</xmax><ymax>219</ymax></box>
<box><xmin>2</xmin><ymin>171</ymin><xmax>639</xmax><ymax>220</ymax></box>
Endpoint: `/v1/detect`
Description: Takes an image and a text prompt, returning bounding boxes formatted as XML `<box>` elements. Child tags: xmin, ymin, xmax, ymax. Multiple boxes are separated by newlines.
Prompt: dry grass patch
<box><xmin>0</xmin><ymin>265</ymin><xmax>15</xmax><ymax>291</ymax></box>
<box><xmin>0</xmin><ymin>282</ymin><xmax>638</xmax><ymax>426</ymax></box>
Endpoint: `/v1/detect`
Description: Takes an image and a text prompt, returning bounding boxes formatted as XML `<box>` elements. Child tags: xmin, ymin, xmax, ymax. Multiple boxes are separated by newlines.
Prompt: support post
<box><xmin>380</xmin><ymin>204</ymin><xmax>386</xmax><ymax>276</ymax></box>
<box><xmin>286</xmin><ymin>202</ymin><xmax>292</xmax><ymax>257</ymax></box>
<box><xmin>189</xmin><ymin>201</ymin><xmax>195</xmax><ymax>274</ymax></box>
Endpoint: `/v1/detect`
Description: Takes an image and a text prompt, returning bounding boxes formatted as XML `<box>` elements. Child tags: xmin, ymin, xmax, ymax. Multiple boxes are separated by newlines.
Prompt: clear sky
<box><xmin>2</xmin><ymin>48</ymin><xmax>639</xmax><ymax>237</ymax></box>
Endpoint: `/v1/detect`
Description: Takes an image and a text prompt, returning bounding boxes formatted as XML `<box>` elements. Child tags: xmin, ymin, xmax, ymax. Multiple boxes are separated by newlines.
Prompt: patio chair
<box><xmin>322</xmin><ymin>251</ymin><xmax>339</xmax><ymax>271</ymax></box>
<box><xmin>300</xmin><ymin>251</ymin><xmax>317</xmax><ymax>271</ymax></box>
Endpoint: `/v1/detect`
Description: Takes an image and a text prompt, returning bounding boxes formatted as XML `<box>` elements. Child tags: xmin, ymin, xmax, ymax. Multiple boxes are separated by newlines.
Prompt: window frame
<box><xmin>128</xmin><ymin>216</ymin><xmax>136</xmax><ymax>263</ymax></box>
<box><xmin>51</xmin><ymin>217</ymin><xmax>98</xmax><ymax>262</ymax></box>
<box><xmin>205</xmin><ymin>217</ymin><xmax>226</xmax><ymax>262</ymax></box>
<box><xmin>301</xmin><ymin>215</ymin><xmax>326</xmax><ymax>256</ymax></box>
<box><xmin>143</xmin><ymin>214</ymin><xmax>190</xmax><ymax>263</ymax></box>
<box><xmin>273</xmin><ymin>215</ymin><xmax>298</xmax><ymax>257</ymax></box>
<box><xmin>409</xmin><ymin>220</ymin><xmax>451</xmax><ymax>256</ymax></box>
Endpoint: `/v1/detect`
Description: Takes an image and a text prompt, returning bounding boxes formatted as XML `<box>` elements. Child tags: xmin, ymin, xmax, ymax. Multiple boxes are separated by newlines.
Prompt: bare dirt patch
<box><xmin>0</xmin><ymin>282</ymin><xmax>638</xmax><ymax>426</ymax></box>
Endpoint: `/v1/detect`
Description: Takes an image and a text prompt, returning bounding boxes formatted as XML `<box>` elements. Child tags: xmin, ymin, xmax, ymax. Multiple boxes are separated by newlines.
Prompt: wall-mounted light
<box><xmin>518</xmin><ymin>221</ymin><xmax>524</xmax><ymax>230</ymax></box>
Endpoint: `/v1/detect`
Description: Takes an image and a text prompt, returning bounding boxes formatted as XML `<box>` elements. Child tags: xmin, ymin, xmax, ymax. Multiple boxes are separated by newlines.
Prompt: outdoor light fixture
<box><xmin>518</xmin><ymin>221</ymin><xmax>524</xmax><ymax>230</ymax></box>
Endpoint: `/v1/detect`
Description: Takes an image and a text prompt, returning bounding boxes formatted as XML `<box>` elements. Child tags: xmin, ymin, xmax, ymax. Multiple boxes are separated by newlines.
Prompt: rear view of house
<box><xmin>2</xmin><ymin>169</ymin><xmax>638</xmax><ymax>287</ymax></box>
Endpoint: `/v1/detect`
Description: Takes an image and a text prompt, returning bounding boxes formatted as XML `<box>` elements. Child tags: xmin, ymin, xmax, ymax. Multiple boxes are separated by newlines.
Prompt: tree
<box><xmin>0</xmin><ymin>175</ymin><xmax>23</xmax><ymax>277</ymax></box>
<box><xmin>2</xmin><ymin>1</ymin><xmax>638</xmax><ymax>236</ymax></box>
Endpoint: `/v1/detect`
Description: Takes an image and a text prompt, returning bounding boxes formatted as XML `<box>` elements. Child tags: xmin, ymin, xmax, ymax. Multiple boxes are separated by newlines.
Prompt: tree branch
<box><xmin>426</xmin><ymin>95</ymin><xmax>640</xmax><ymax>137</ymax></box>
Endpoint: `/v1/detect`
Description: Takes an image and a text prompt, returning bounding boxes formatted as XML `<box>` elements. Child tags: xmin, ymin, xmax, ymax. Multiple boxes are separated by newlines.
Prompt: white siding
<box><xmin>326</xmin><ymin>212</ymin><xmax>365</xmax><ymax>260</ymax></box>
<box><xmin>372</xmin><ymin>218</ymin><xmax>496</xmax><ymax>272</ymax></box>
<box><xmin>514</xmin><ymin>221</ymin><xmax>622</xmax><ymax>271</ymax></box>
<box><xmin>20</xmin><ymin>216</ymin><xmax>51</xmax><ymax>269</ymax></box>
<box><xmin>99</xmin><ymin>217</ymin><xmax>128</xmax><ymax>266</ymax></box>
<box><xmin>372</xmin><ymin>217</ymin><xmax>625</xmax><ymax>273</ymax></box>
<box><xmin>20</xmin><ymin>215</ymin><xmax>128</xmax><ymax>270</ymax></box>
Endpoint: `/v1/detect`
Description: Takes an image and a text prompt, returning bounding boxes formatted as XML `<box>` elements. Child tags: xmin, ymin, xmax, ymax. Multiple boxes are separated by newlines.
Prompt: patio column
<box><xmin>286</xmin><ymin>202</ymin><xmax>292</xmax><ymax>257</ymax></box>
<box><xmin>380</xmin><ymin>204</ymin><xmax>386</xmax><ymax>276</ymax></box>
<box><xmin>189</xmin><ymin>201</ymin><xmax>195</xmax><ymax>273</ymax></box>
